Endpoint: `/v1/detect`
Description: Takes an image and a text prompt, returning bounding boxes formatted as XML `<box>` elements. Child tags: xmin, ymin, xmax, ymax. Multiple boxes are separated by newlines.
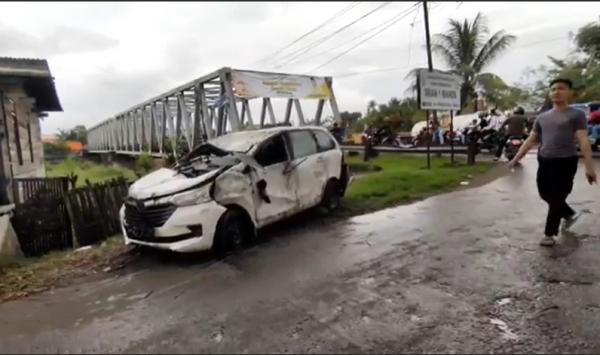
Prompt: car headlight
<box><xmin>168</xmin><ymin>185</ymin><xmax>212</xmax><ymax>207</ymax></box>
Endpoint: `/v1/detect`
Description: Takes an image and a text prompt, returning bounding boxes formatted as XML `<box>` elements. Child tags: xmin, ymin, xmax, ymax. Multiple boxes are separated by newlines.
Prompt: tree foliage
<box><xmin>354</xmin><ymin>97</ymin><xmax>421</xmax><ymax>132</ymax></box>
<box><xmin>57</xmin><ymin>125</ymin><xmax>87</xmax><ymax>144</ymax></box>
<box><xmin>576</xmin><ymin>21</ymin><xmax>600</xmax><ymax>58</ymax></box>
<box><xmin>340</xmin><ymin>111</ymin><xmax>362</xmax><ymax>128</ymax></box>
<box><xmin>519</xmin><ymin>19</ymin><xmax>600</xmax><ymax>109</ymax></box>
<box><xmin>476</xmin><ymin>73</ymin><xmax>529</xmax><ymax>110</ymax></box>
<box><xmin>411</xmin><ymin>12</ymin><xmax>516</xmax><ymax>112</ymax></box>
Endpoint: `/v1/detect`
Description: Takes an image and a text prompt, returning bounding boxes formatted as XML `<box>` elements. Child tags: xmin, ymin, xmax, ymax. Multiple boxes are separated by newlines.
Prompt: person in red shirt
<box><xmin>589</xmin><ymin>110</ymin><xmax>600</xmax><ymax>124</ymax></box>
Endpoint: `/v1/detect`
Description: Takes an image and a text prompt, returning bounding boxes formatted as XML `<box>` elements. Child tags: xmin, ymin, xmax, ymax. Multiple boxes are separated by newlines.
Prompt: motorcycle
<box><xmin>478</xmin><ymin>129</ymin><xmax>500</xmax><ymax>152</ymax></box>
<box><xmin>361</xmin><ymin>127</ymin><xmax>403</xmax><ymax>147</ymax></box>
<box><xmin>504</xmin><ymin>136</ymin><xmax>524</xmax><ymax>161</ymax></box>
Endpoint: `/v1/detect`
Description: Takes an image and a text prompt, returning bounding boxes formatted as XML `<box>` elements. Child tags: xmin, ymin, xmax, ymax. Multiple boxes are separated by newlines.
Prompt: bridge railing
<box><xmin>87</xmin><ymin>67</ymin><xmax>341</xmax><ymax>158</ymax></box>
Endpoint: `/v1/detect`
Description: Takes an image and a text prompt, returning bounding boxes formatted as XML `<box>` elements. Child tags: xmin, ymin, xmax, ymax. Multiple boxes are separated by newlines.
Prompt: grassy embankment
<box><xmin>45</xmin><ymin>157</ymin><xmax>137</xmax><ymax>187</ymax></box>
<box><xmin>342</xmin><ymin>153</ymin><xmax>493</xmax><ymax>215</ymax></box>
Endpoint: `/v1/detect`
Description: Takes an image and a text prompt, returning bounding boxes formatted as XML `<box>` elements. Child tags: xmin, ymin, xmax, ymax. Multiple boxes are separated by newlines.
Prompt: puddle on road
<box><xmin>496</xmin><ymin>298</ymin><xmax>512</xmax><ymax>306</ymax></box>
<box><xmin>490</xmin><ymin>318</ymin><xmax>519</xmax><ymax>341</ymax></box>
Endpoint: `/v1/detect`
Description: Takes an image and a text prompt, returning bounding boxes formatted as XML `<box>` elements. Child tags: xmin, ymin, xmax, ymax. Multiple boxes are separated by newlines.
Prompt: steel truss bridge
<box><xmin>86</xmin><ymin>67</ymin><xmax>341</xmax><ymax>157</ymax></box>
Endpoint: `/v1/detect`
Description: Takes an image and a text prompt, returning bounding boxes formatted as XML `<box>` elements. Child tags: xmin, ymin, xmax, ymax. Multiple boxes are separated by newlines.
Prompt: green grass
<box><xmin>0</xmin><ymin>237</ymin><xmax>127</xmax><ymax>302</ymax></box>
<box><xmin>343</xmin><ymin>153</ymin><xmax>493</xmax><ymax>215</ymax></box>
<box><xmin>46</xmin><ymin>157</ymin><xmax>137</xmax><ymax>186</ymax></box>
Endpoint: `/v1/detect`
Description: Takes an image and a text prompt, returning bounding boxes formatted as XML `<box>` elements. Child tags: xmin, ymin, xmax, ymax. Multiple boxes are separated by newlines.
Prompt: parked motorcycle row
<box><xmin>359</xmin><ymin>123</ymin><xmax>524</xmax><ymax>161</ymax></box>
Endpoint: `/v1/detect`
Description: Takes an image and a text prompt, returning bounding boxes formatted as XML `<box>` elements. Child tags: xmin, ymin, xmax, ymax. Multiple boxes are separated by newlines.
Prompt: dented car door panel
<box><xmin>286</xmin><ymin>130</ymin><xmax>333</xmax><ymax>209</ymax></box>
<box><xmin>291</xmin><ymin>154</ymin><xmax>326</xmax><ymax>209</ymax></box>
<box><xmin>212</xmin><ymin>167</ymin><xmax>256</xmax><ymax>224</ymax></box>
<box><xmin>250</xmin><ymin>133</ymin><xmax>301</xmax><ymax>227</ymax></box>
<box><xmin>252</xmin><ymin>162</ymin><xmax>299</xmax><ymax>227</ymax></box>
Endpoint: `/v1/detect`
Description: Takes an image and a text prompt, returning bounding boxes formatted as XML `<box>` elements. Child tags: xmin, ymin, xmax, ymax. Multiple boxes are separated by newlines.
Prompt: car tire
<box><xmin>320</xmin><ymin>179</ymin><xmax>341</xmax><ymax>213</ymax></box>
<box><xmin>213</xmin><ymin>209</ymin><xmax>253</xmax><ymax>258</ymax></box>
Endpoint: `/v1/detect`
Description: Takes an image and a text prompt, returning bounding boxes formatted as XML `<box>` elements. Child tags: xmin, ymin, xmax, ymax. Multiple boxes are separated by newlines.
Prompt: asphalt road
<box><xmin>1</xmin><ymin>154</ymin><xmax>600</xmax><ymax>353</ymax></box>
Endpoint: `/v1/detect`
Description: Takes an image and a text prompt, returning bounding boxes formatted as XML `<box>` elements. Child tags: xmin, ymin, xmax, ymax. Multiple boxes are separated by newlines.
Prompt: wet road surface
<box><xmin>2</xmin><ymin>155</ymin><xmax>600</xmax><ymax>353</ymax></box>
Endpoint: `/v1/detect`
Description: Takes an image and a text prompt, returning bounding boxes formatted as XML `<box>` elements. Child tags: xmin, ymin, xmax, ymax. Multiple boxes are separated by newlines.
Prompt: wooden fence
<box><xmin>11</xmin><ymin>177</ymin><xmax>70</xmax><ymax>204</ymax></box>
<box><xmin>9</xmin><ymin>176</ymin><xmax>130</xmax><ymax>257</ymax></box>
<box><xmin>65</xmin><ymin>178</ymin><xmax>129</xmax><ymax>247</ymax></box>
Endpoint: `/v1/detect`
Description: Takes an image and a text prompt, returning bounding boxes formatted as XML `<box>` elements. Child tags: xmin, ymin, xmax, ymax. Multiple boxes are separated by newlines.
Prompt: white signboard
<box><xmin>231</xmin><ymin>70</ymin><xmax>331</xmax><ymax>100</ymax></box>
<box><xmin>418</xmin><ymin>69</ymin><xmax>461</xmax><ymax>111</ymax></box>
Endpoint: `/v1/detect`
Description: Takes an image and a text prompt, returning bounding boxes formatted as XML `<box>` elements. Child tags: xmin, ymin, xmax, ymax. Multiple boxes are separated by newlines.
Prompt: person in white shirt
<box><xmin>486</xmin><ymin>108</ymin><xmax>506</xmax><ymax>131</ymax></box>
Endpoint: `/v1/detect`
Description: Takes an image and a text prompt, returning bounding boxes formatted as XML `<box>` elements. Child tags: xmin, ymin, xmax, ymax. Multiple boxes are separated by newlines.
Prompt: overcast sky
<box><xmin>1</xmin><ymin>1</ymin><xmax>599</xmax><ymax>134</ymax></box>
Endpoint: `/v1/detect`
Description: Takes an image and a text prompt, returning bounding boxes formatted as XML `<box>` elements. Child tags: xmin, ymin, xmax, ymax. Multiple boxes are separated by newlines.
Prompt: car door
<box><xmin>312</xmin><ymin>128</ymin><xmax>343</xmax><ymax>183</ymax></box>
<box><xmin>286</xmin><ymin>130</ymin><xmax>326</xmax><ymax>210</ymax></box>
<box><xmin>252</xmin><ymin>133</ymin><xmax>299</xmax><ymax>227</ymax></box>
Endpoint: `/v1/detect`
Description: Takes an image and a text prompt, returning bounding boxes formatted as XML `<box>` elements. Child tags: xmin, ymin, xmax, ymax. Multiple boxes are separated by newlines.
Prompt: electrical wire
<box><xmin>407</xmin><ymin>3</ymin><xmax>421</xmax><ymax>65</ymax></box>
<box><xmin>307</xmin><ymin>2</ymin><xmax>421</xmax><ymax>72</ymax></box>
<box><xmin>330</xmin><ymin>36</ymin><xmax>570</xmax><ymax>79</ymax></box>
<box><xmin>296</xmin><ymin>3</ymin><xmax>420</xmax><ymax>65</ymax></box>
<box><xmin>255</xmin><ymin>2</ymin><xmax>361</xmax><ymax>66</ymax></box>
<box><xmin>271</xmin><ymin>2</ymin><xmax>393</xmax><ymax>69</ymax></box>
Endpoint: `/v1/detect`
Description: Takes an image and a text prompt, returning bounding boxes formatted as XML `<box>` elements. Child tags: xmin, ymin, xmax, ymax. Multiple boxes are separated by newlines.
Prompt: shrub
<box><xmin>136</xmin><ymin>153</ymin><xmax>153</xmax><ymax>176</ymax></box>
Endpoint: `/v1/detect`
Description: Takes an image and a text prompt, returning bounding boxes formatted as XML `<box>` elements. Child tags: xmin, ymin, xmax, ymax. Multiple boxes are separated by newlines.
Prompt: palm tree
<box><xmin>367</xmin><ymin>100</ymin><xmax>377</xmax><ymax>115</ymax></box>
<box><xmin>408</xmin><ymin>12</ymin><xmax>516</xmax><ymax>113</ymax></box>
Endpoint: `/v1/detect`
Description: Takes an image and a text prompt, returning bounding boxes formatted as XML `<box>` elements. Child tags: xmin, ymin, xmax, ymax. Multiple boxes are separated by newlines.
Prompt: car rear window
<box><xmin>288</xmin><ymin>130</ymin><xmax>318</xmax><ymax>159</ymax></box>
<box><xmin>313</xmin><ymin>130</ymin><xmax>336</xmax><ymax>152</ymax></box>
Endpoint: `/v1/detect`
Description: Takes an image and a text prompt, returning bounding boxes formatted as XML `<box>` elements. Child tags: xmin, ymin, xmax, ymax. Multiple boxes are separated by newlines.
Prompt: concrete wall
<box><xmin>1</xmin><ymin>85</ymin><xmax>46</xmax><ymax>179</ymax></box>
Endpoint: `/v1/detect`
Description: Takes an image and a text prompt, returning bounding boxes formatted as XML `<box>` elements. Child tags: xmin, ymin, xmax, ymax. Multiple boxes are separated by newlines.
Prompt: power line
<box><xmin>273</xmin><ymin>2</ymin><xmax>392</xmax><ymax>69</ymax></box>
<box><xmin>303</xmin><ymin>2</ymin><xmax>439</xmax><ymax>72</ymax></box>
<box><xmin>307</xmin><ymin>2</ymin><xmax>421</xmax><ymax>73</ymax></box>
<box><xmin>512</xmin><ymin>36</ymin><xmax>568</xmax><ymax>49</ymax></box>
<box><xmin>407</xmin><ymin>3</ymin><xmax>422</xmax><ymax>65</ymax></box>
<box><xmin>254</xmin><ymin>2</ymin><xmax>361</xmax><ymax>66</ymax></box>
<box><xmin>332</xmin><ymin>36</ymin><xmax>570</xmax><ymax>79</ymax></box>
<box><xmin>272</xmin><ymin>2</ymin><xmax>392</xmax><ymax>69</ymax></box>
<box><xmin>297</xmin><ymin>3</ymin><xmax>420</xmax><ymax>65</ymax></box>
<box><xmin>334</xmin><ymin>63</ymin><xmax>425</xmax><ymax>78</ymax></box>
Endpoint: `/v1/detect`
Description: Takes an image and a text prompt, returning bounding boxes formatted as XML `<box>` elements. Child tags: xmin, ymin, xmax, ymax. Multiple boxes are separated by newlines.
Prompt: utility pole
<box><xmin>422</xmin><ymin>0</ymin><xmax>434</xmax><ymax>169</ymax></box>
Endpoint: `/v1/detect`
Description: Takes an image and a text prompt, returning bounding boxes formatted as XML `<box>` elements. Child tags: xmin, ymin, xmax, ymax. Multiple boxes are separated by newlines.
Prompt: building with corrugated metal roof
<box><xmin>0</xmin><ymin>57</ymin><xmax>62</xmax><ymax>202</ymax></box>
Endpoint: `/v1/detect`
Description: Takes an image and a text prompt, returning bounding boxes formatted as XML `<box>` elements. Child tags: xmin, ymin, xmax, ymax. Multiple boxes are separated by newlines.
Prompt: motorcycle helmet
<box><xmin>513</xmin><ymin>107</ymin><xmax>525</xmax><ymax>115</ymax></box>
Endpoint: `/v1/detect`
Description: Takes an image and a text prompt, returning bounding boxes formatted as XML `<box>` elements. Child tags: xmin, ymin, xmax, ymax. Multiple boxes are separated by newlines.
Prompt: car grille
<box><xmin>124</xmin><ymin>201</ymin><xmax>176</xmax><ymax>227</ymax></box>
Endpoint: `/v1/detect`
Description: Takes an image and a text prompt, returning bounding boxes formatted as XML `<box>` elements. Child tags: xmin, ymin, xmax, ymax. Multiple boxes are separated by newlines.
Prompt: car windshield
<box><xmin>208</xmin><ymin>130</ymin><xmax>276</xmax><ymax>153</ymax></box>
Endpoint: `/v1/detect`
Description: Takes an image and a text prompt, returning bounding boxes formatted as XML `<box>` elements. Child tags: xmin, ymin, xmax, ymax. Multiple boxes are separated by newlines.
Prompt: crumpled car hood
<box><xmin>128</xmin><ymin>168</ymin><xmax>221</xmax><ymax>200</ymax></box>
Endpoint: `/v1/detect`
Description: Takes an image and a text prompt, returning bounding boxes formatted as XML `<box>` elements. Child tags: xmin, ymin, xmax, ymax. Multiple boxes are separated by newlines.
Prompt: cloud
<box><xmin>0</xmin><ymin>21</ymin><xmax>118</xmax><ymax>57</ymax></box>
<box><xmin>12</xmin><ymin>1</ymin><xmax>599</xmax><ymax>135</ymax></box>
<box><xmin>44</xmin><ymin>26</ymin><xmax>119</xmax><ymax>56</ymax></box>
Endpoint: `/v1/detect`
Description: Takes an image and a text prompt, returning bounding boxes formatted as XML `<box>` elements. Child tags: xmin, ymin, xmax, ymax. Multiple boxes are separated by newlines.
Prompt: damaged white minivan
<box><xmin>120</xmin><ymin>126</ymin><xmax>349</xmax><ymax>254</ymax></box>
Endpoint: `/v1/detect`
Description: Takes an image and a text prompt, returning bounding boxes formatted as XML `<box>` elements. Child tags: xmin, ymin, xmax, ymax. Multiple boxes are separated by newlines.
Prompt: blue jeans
<box><xmin>436</xmin><ymin>128</ymin><xmax>444</xmax><ymax>144</ymax></box>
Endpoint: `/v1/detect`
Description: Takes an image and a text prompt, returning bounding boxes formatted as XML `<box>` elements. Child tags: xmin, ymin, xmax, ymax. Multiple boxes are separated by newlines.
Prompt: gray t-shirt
<box><xmin>533</xmin><ymin>107</ymin><xmax>587</xmax><ymax>158</ymax></box>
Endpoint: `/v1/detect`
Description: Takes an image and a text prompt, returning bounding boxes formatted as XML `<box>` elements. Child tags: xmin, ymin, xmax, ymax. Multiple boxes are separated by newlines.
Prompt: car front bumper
<box><xmin>120</xmin><ymin>200</ymin><xmax>227</xmax><ymax>253</ymax></box>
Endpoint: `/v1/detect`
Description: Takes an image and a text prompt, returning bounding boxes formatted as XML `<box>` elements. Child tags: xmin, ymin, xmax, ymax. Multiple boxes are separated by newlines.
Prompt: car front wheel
<box><xmin>213</xmin><ymin>209</ymin><xmax>254</xmax><ymax>258</ymax></box>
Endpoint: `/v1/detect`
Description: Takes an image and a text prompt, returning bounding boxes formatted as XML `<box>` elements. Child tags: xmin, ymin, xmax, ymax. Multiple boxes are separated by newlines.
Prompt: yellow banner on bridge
<box><xmin>231</xmin><ymin>70</ymin><xmax>331</xmax><ymax>100</ymax></box>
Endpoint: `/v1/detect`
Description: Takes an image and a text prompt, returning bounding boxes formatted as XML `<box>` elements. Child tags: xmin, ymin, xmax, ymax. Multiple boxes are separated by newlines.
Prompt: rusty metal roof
<box><xmin>0</xmin><ymin>57</ymin><xmax>62</xmax><ymax>112</ymax></box>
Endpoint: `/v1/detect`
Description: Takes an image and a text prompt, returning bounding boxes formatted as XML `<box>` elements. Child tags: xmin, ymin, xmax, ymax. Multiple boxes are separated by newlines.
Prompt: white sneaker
<box><xmin>563</xmin><ymin>212</ymin><xmax>582</xmax><ymax>231</ymax></box>
<box><xmin>540</xmin><ymin>236</ymin><xmax>556</xmax><ymax>247</ymax></box>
